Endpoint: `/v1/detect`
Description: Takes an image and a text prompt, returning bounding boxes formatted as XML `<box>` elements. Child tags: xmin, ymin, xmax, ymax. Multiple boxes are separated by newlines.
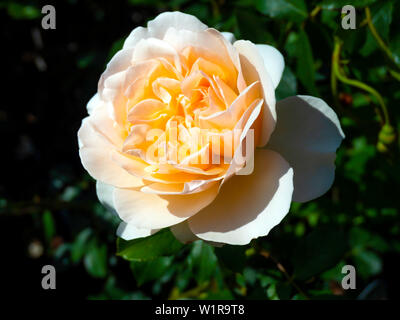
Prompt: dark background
<box><xmin>1</xmin><ymin>0</ymin><xmax>400</xmax><ymax>300</ymax></box>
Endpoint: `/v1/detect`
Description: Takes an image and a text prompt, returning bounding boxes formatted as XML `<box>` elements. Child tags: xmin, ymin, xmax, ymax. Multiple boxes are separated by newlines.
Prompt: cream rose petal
<box><xmin>221</xmin><ymin>32</ymin><xmax>236</xmax><ymax>44</ymax></box>
<box><xmin>96</xmin><ymin>181</ymin><xmax>117</xmax><ymax>215</ymax></box>
<box><xmin>132</xmin><ymin>38</ymin><xmax>181</xmax><ymax>69</ymax></box>
<box><xmin>170</xmin><ymin>220</ymin><xmax>199</xmax><ymax>244</ymax></box>
<box><xmin>147</xmin><ymin>11</ymin><xmax>207</xmax><ymax>39</ymax></box>
<box><xmin>78</xmin><ymin>104</ymin><xmax>144</xmax><ymax>188</ymax></box>
<box><xmin>266</xmin><ymin>95</ymin><xmax>345</xmax><ymax>203</ymax></box>
<box><xmin>170</xmin><ymin>221</ymin><xmax>225</xmax><ymax>247</ymax></box>
<box><xmin>79</xmin><ymin>104</ymin><xmax>125</xmax><ymax>149</ymax></box>
<box><xmin>96</xmin><ymin>181</ymin><xmax>160</xmax><ymax>240</ymax></box>
<box><xmin>188</xmin><ymin>149</ymin><xmax>294</xmax><ymax>245</ymax></box>
<box><xmin>234</xmin><ymin>40</ymin><xmax>276</xmax><ymax>147</ymax></box>
<box><xmin>98</xmin><ymin>48</ymin><xmax>135</xmax><ymax>125</ymax></box>
<box><xmin>98</xmin><ymin>48</ymin><xmax>134</xmax><ymax>95</ymax></box>
<box><xmin>113</xmin><ymin>181</ymin><xmax>220</xmax><ymax>229</ymax></box>
<box><xmin>116</xmin><ymin>221</ymin><xmax>160</xmax><ymax>240</ymax></box>
<box><xmin>86</xmin><ymin>93</ymin><xmax>102</xmax><ymax>115</ymax></box>
<box><xmin>123</xmin><ymin>11</ymin><xmax>208</xmax><ymax>52</ymax></box>
<box><xmin>123</xmin><ymin>27</ymin><xmax>149</xmax><ymax>49</ymax></box>
<box><xmin>198</xmin><ymin>81</ymin><xmax>261</xmax><ymax>129</ymax></box>
<box><xmin>79</xmin><ymin>148</ymin><xmax>144</xmax><ymax>188</ymax></box>
<box><xmin>255</xmin><ymin>44</ymin><xmax>285</xmax><ymax>89</ymax></box>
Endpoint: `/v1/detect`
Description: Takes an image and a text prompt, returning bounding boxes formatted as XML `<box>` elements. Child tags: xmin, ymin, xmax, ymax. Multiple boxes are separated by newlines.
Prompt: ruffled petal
<box><xmin>255</xmin><ymin>44</ymin><xmax>284</xmax><ymax>89</ymax></box>
<box><xmin>266</xmin><ymin>95</ymin><xmax>345</xmax><ymax>202</ymax></box>
<box><xmin>234</xmin><ymin>40</ymin><xmax>276</xmax><ymax>147</ymax></box>
<box><xmin>147</xmin><ymin>11</ymin><xmax>207</xmax><ymax>39</ymax></box>
<box><xmin>79</xmin><ymin>148</ymin><xmax>144</xmax><ymax>188</ymax></box>
<box><xmin>96</xmin><ymin>181</ymin><xmax>117</xmax><ymax>215</ymax></box>
<box><xmin>113</xmin><ymin>181</ymin><xmax>220</xmax><ymax>229</ymax></box>
<box><xmin>188</xmin><ymin>149</ymin><xmax>293</xmax><ymax>245</ymax></box>
<box><xmin>117</xmin><ymin>221</ymin><xmax>159</xmax><ymax>240</ymax></box>
<box><xmin>221</xmin><ymin>32</ymin><xmax>236</xmax><ymax>43</ymax></box>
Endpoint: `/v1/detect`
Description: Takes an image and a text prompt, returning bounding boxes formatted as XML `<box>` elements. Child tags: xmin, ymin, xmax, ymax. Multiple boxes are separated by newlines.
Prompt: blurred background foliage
<box><xmin>1</xmin><ymin>0</ymin><xmax>400</xmax><ymax>300</ymax></box>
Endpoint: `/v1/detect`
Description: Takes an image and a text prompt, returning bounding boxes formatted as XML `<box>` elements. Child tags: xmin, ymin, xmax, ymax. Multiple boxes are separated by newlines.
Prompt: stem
<box><xmin>331</xmin><ymin>54</ymin><xmax>339</xmax><ymax>107</ymax></box>
<box><xmin>310</xmin><ymin>6</ymin><xmax>321</xmax><ymax>19</ymax></box>
<box><xmin>365</xmin><ymin>7</ymin><xmax>399</xmax><ymax>69</ymax></box>
<box><xmin>389</xmin><ymin>69</ymin><xmax>400</xmax><ymax>82</ymax></box>
<box><xmin>332</xmin><ymin>38</ymin><xmax>390</xmax><ymax>125</ymax></box>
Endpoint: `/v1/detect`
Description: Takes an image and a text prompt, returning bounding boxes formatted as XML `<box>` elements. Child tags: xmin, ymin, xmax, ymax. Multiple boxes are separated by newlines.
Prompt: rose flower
<box><xmin>78</xmin><ymin>12</ymin><xmax>344</xmax><ymax>245</ymax></box>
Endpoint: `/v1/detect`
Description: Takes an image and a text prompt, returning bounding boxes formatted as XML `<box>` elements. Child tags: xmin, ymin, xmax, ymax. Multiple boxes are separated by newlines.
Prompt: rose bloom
<box><xmin>78</xmin><ymin>12</ymin><xmax>344</xmax><ymax>245</ymax></box>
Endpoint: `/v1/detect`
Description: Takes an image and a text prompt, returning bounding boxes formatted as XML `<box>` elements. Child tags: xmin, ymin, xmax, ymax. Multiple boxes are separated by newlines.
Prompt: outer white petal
<box><xmin>86</xmin><ymin>94</ymin><xmax>103</xmax><ymax>115</ymax></box>
<box><xmin>96</xmin><ymin>181</ymin><xmax>160</xmax><ymax>240</ymax></box>
<box><xmin>255</xmin><ymin>44</ymin><xmax>284</xmax><ymax>89</ymax></box>
<box><xmin>123</xmin><ymin>27</ymin><xmax>149</xmax><ymax>49</ymax></box>
<box><xmin>221</xmin><ymin>32</ymin><xmax>236</xmax><ymax>43</ymax></box>
<box><xmin>147</xmin><ymin>11</ymin><xmax>207</xmax><ymax>39</ymax></box>
<box><xmin>79</xmin><ymin>148</ymin><xmax>144</xmax><ymax>188</ymax></box>
<box><xmin>116</xmin><ymin>221</ymin><xmax>159</xmax><ymax>240</ymax></box>
<box><xmin>98</xmin><ymin>47</ymin><xmax>134</xmax><ymax>125</ymax></box>
<box><xmin>96</xmin><ymin>181</ymin><xmax>117</xmax><ymax>215</ymax></box>
<box><xmin>170</xmin><ymin>221</ymin><xmax>224</xmax><ymax>247</ymax></box>
<box><xmin>132</xmin><ymin>38</ymin><xmax>181</xmax><ymax>67</ymax></box>
<box><xmin>78</xmin><ymin>104</ymin><xmax>125</xmax><ymax>149</ymax></box>
<box><xmin>78</xmin><ymin>106</ymin><xmax>144</xmax><ymax>188</ymax></box>
<box><xmin>124</xmin><ymin>11</ymin><xmax>208</xmax><ymax>49</ymax></box>
<box><xmin>170</xmin><ymin>221</ymin><xmax>198</xmax><ymax>244</ymax></box>
<box><xmin>266</xmin><ymin>95</ymin><xmax>345</xmax><ymax>203</ymax></box>
<box><xmin>113</xmin><ymin>182</ymin><xmax>220</xmax><ymax>229</ymax></box>
<box><xmin>188</xmin><ymin>149</ymin><xmax>294</xmax><ymax>245</ymax></box>
<box><xmin>98</xmin><ymin>48</ymin><xmax>134</xmax><ymax>95</ymax></box>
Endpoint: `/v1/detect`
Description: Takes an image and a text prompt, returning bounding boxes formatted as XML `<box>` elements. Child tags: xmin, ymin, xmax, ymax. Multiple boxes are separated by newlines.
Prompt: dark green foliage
<box><xmin>117</xmin><ymin>229</ymin><xmax>183</xmax><ymax>261</ymax></box>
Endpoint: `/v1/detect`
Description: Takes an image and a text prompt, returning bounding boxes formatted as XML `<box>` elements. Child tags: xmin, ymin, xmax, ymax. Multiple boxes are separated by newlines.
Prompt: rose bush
<box><xmin>78</xmin><ymin>11</ymin><xmax>344</xmax><ymax>245</ymax></box>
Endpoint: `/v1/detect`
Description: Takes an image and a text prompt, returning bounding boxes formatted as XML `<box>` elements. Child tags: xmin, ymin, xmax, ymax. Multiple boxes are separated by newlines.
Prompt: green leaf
<box><xmin>215</xmin><ymin>245</ymin><xmax>246</xmax><ymax>272</ymax></box>
<box><xmin>130</xmin><ymin>256</ymin><xmax>174</xmax><ymax>286</ymax></box>
<box><xmin>235</xmin><ymin>9</ymin><xmax>274</xmax><ymax>44</ymax></box>
<box><xmin>321</xmin><ymin>261</ymin><xmax>347</xmax><ymax>282</ymax></box>
<box><xmin>84</xmin><ymin>238</ymin><xmax>108</xmax><ymax>278</ymax></box>
<box><xmin>339</xmin><ymin>27</ymin><xmax>367</xmax><ymax>55</ymax></box>
<box><xmin>6</xmin><ymin>3</ymin><xmax>41</xmax><ymax>20</ymax></box>
<box><xmin>321</xmin><ymin>9</ymin><xmax>339</xmax><ymax>30</ymax></box>
<box><xmin>256</xmin><ymin>0</ymin><xmax>308</xmax><ymax>23</ymax></box>
<box><xmin>390</xmin><ymin>33</ymin><xmax>400</xmax><ymax>64</ymax></box>
<box><xmin>77</xmin><ymin>53</ymin><xmax>95</xmax><ymax>69</ymax></box>
<box><xmin>344</xmin><ymin>137</ymin><xmax>376</xmax><ymax>183</ymax></box>
<box><xmin>353</xmin><ymin>250</ymin><xmax>382</xmax><ymax>278</ymax></box>
<box><xmin>184</xmin><ymin>4</ymin><xmax>210</xmax><ymax>22</ymax></box>
<box><xmin>204</xmin><ymin>289</ymin><xmax>234</xmax><ymax>300</ymax></box>
<box><xmin>188</xmin><ymin>241</ymin><xmax>218</xmax><ymax>284</ymax></box>
<box><xmin>243</xmin><ymin>267</ymin><xmax>257</xmax><ymax>286</ymax></box>
<box><xmin>360</xmin><ymin>1</ymin><xmax>394</xmax><ymax>56</ymax></box>
<box><xmin>320</xmin><ymin>0</ymin><xmax>377</xmax><ymax>9</ymax></box>
<box><xmin>71</xmin><ymin>228</ymin><xmax>92</xmax><ymax>263</ymax></box>
<box><xmin>42</xmin><ymin>210</ymin><xmax>55</xmax><ymax>245</ymax></box>
<box><xmin>349</xmin><ymin>227</ymin><xmax>389</xmax><ymax>252</ymax></box>
<box><xmin>292</xmin><ymin>226</ymin><xmax>348</xmax><ymax>281</ymax></box>
<box><xmin>116</xmin><ymin>228</ymin><xmax>183</xmax><ymax>261</ymax></box>
<box><xmin>285</xmin><ymin>30</ymin><xmax>319</xmax><ymax>96</ymax></box>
